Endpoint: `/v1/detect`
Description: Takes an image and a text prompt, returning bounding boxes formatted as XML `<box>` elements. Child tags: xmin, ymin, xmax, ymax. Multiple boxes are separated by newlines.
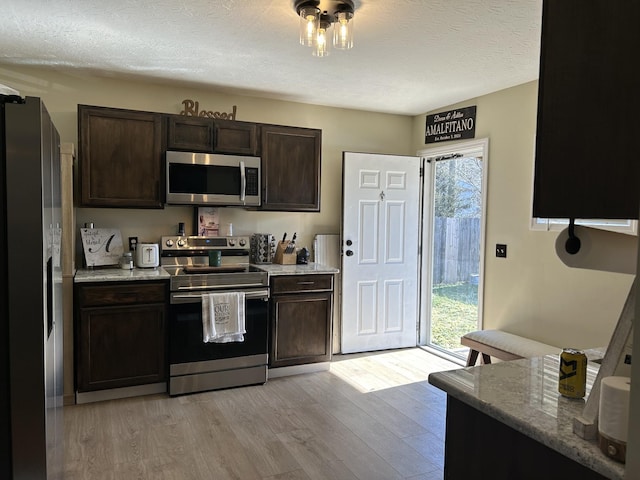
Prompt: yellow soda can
<box><xmin>558</xmin><ymin>348</ymin><xmax>587</xmax><ymax>398</ymax></box>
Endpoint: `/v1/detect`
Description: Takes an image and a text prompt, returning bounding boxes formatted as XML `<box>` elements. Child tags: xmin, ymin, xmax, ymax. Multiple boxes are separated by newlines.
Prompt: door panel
<box><xmin>386</xmin><ymin>201</ymin><xmax>405</xmax><ymax>262</ymax></box>
<box><xmin>358</xmin><ymin>281</ymin><xmax>377</xmax><ymax>334</ymax></box>
<box><xmin>384</xmin><ymin>280</ymin><xmax>404</xmax><ymax>332</ymax></box>
<box><xmin>360</xmin><ymin>201</ymin><xmax>379</xmax><ymax>263</ymax></box>
<box><xmin>342</xmin><ymin>152</ymin><xmax>420</xmax><ymax>353</ymax></box>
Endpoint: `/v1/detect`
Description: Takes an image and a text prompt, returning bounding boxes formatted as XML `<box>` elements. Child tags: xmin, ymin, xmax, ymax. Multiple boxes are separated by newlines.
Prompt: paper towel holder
<box><xmin>565</xmin><ymin>218</ymin><xmax>581</xmax><ymax>255</ymax></box>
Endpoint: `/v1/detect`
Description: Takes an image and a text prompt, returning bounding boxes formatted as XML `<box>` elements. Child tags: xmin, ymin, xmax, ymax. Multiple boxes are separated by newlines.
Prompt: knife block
<box><xmin>274</xmin><ymin>241</ymin><xmax>296</xmax><ymax>265</ymax></box>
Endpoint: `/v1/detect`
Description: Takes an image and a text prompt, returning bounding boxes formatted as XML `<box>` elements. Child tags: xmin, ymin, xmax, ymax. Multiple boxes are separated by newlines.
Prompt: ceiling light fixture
<box><xmin>295</xmin><ymin>0</ymin><xmax>355</xmax><ymax>57</ymax></box>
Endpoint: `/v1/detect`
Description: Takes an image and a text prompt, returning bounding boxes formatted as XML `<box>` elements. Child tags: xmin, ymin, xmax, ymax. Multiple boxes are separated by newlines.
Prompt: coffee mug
<box><xmin>209</xmin><ymin>250</ymin><xmax>222</xmax><ymax>267</ymax></box>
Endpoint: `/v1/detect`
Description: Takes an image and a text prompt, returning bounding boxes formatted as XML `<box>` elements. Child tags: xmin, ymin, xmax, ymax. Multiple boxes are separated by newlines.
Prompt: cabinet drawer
<box><xmin>77</xmin><ymin>282</ymin><xmax>166</xmax><ymax>307</ymax></box>
<box><xmin>271</xmin><ymin>274</ymin><xmax>333</xmax><ymax>294</ymax></box>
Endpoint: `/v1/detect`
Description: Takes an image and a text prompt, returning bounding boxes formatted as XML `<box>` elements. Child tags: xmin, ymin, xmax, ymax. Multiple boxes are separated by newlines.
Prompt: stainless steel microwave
<box><xmin>166</xmin><ymin>151</ymin><xmax>261</xmax><ymax>207</ymax></box>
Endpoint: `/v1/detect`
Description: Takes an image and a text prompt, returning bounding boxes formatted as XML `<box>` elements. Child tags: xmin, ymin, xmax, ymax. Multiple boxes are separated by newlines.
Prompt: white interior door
<box><xmin>341</xmin><ymin>152</ymin><xmax>421</xmax><ymax>354</ymax></box>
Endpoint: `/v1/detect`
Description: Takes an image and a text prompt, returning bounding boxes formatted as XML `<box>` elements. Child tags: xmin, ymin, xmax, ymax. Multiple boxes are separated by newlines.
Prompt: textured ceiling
<box><xmin>0</xmin><ymin>0</ymin><xmax>542</xmax><ymax>115</ymax></box>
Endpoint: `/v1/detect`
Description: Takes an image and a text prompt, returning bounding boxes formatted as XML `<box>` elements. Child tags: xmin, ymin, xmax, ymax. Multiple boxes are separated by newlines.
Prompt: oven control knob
<box><xmin>228</xmin><ymin>238</ymin><xmax>236</xmax><ymax>246</ymax></box>
<box><xmin>177</xmin><ymin>239</ymin><xmax>186</xmax><ymax>247</ymax></box>
<box><xmin>165</xmin><ymin>239</ymin><xmax>174</xmax><ymax>247</ymax></box>
<box><xmin>239</xmin><ymin>239</ymin><xmax>246</xmax><ymax>247</ymax></box>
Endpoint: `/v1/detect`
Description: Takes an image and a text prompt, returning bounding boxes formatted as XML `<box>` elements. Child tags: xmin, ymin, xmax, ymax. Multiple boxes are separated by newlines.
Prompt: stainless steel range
<box><xmin>161</xmin><ymin>235</ymin><xmax>269</xmax><ymax>396</ymax></box>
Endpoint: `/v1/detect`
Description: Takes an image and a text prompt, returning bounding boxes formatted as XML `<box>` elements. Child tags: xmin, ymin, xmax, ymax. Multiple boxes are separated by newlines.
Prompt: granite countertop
<box><xmin>74</xmin><ymin>263</ymin><xmax>337</xmax><ymax>282</ymax></box>
<box><xmin>428</xmin><ymin>355</ymin><xmax>624</xmax><ymax>479</ymax></box>
<box><xmin>253</xmin><ymin>262</ymin><xmax>339</xmax><ymax>276</ymax></box>
<box><xmin>74</xmin><ymin>266</ymin><xmax>171</xmax><ymax>283</ymax></box>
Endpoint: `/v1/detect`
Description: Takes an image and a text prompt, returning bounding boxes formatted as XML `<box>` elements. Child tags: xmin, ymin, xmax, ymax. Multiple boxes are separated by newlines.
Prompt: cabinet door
<box><xmin>166</xmin><ymin>115</ymin><xmax>214</xmax><ymax>152</ymax></box>
<box><xmin>214</xmin><ymin>119</ymin><xmax>258</xmax><ymax>155</ymax></box>
<box><xmin>78</xmin><ymin>105</ymin><xmax>163</xmax><ymax>208</ymax></box>
<box><xmin>533</xmin><ymin>1</ymin><xmax>640</xmax><ymax>219</ymax></box>
<box><xmin>261</xmin><ymin>125</ymin><xmax>321</xmax><ymax>211</ymax></box>
<box><xmin>445</xmin><ymin>397</ymin><xmax>608</xmax><ymax>479</ymax></box>
<box><xmin>270</xmin><ymin>292</ymin><xmax>332</xmax><ymax>367</ymax></box>
<box><xmin>77</xmin><ymin>303</ymin><xmax>166</xmax><ymax>392</ymax></box>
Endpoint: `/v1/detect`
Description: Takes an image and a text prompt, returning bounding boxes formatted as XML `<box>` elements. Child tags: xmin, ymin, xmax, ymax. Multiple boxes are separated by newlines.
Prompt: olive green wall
<box><xmin>412</xmin><ymin>81</ymin><xmax>633</xmax><ymax>350</ymax></box>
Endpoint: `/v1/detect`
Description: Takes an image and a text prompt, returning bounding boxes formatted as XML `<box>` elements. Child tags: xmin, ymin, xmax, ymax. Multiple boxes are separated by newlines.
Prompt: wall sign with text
<box><xmin>180</xmin><ymin>99</ymin><xmax>237</xmax><ymax>119</ymax></box>
<box><xmin>80</xmin><ymin>228</ymin><xmax>124</xmax><ymax>267</ymax></box>
<box><xmin>425</xmin><ymin>106</ymin><xmax>476</xmax><ymax>144</ymax></box>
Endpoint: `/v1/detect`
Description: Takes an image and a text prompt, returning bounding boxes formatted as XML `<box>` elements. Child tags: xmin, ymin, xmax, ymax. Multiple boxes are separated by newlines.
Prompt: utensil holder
<box><xmin>274</xmin><ymin>241</ymin><xmax>296</xmax><ymax>265</ymax></box>
<box><xmin>250</xmin><ymin>233</ymin><xmax>276</xmax><ymax>264</ymax></box>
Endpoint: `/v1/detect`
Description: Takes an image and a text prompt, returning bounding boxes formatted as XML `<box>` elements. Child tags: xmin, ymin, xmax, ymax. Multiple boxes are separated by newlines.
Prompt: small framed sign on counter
<box><xmin>80</xmin><ymin>228</ymin><xmax>124</xmax><ymax>267</ymax></box>
<box><xmin>425</xmin><ymin>106</ymin><xmax>476</xmax><ymax>144</ymax></box>
<box><xmin>195</xmin><ymin>207</ymin><xmax>219</xmax><ymax>237</ymax></box>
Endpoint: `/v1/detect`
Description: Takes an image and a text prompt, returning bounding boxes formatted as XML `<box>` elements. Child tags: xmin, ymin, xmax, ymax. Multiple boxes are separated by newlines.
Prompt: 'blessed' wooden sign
<box><xmin>180</xmin><ymin>99</ymin><xmax>237</xmax><ymax>119</ymax></box>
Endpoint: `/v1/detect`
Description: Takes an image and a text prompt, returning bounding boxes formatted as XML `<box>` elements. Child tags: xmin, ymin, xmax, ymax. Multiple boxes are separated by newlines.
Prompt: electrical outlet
<box><xmin>496</xmin><ymin>244</ymin><xmax>507</xmax><ymax>258</ymax></box>
<box><xmin>129</xmin><ymin>236</ymin><xmax>138</xmax><ymax>252</ymax></box>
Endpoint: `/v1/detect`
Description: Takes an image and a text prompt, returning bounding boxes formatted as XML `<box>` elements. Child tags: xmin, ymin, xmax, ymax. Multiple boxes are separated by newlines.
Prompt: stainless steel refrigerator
<box><xmin>0</xmin><ymin>94</ymin><xmax>64</xmax><ymax>479</ymax></box>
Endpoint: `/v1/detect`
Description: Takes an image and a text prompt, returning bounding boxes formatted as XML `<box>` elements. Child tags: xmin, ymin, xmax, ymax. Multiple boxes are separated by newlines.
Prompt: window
<box><xmin>531</xmin><ymin>217</ymin><xmax>637</xmax><ymax>234</ymax></box>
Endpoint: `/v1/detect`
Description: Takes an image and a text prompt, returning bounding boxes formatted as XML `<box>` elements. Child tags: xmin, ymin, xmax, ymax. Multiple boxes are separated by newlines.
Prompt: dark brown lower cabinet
<box><xmin>75</xmin><ymin>281</ymin><xmax>167</xmax><ymax>392</ymax></box>
<box><xmin>444</xmin><ymin>396</ymin><xmax>607</xmax><ymax>479</ymax></box>
<box><xmin>270</xmin><ymin>275</ymin><xmax>333</xmax><ymax>368</ymax></box>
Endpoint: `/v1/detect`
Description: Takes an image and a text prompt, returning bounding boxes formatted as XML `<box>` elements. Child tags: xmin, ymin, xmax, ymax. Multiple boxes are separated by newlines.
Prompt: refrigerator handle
<box><xmin>46</xmin><ymin>256</ymin><xmax>53</xmax><ymax>338</ymax></box>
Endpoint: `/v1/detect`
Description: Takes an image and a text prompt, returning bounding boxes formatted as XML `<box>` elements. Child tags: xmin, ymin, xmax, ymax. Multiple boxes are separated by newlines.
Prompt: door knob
<box><xmin>346</xmin><ymin>239</ymin><xmax>353</xmax><ymax>246</ymax></box>
<box><xmin>346</xmin><ymin>250</ymin><xmax>354</xmax><ymax>256</ymax></box>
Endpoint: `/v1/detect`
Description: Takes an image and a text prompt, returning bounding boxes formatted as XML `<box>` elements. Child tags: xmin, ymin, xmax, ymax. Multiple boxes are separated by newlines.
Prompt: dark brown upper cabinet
<box><xmin>166</xmin><ymin>115</ymin><xmax>258</xmax><ymax>156</ymax></box>
<box><xmin>214</xmin><ymin>119</ymin><xmax>258</xmax><ymax>156</ymax></box>
<box><xmin>261</xmin><ymin>125</ymin><xmax>321</xmax><ymax>212</ymax></box>
<box><xmin>533</xmin><ymin>1</ymin><xmax>640</xmax><ymax>219</ymax></box>
<box><xmin>78</xmin><ymin>105</ymin><xmax>163</xmax><ymax>208</ymax></box>
<box><xmin>166</xmin><ymin>115</ymin><xmax>213</xmax><ymax>152</ymax></box>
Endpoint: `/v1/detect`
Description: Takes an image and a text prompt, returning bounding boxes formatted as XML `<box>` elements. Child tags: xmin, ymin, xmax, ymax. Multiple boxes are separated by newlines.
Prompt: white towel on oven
<box><xmin>202</xmin><ymin>292</ymin><xmax>246</xmax><ymax>343</ymax></box>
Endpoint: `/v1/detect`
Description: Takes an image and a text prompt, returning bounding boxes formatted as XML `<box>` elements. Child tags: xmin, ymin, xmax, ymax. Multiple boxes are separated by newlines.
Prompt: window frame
<box><xmin>530</xmin><ymin>217</ymin><xmax>638</xmax><ymax>234</ymax></box>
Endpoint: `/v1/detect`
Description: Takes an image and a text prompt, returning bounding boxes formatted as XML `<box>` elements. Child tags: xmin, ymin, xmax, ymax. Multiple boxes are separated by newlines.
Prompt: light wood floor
<box><xmin>63</xmin><ymin>348</ymin><xmax>458</xmax><ymax>480</ymax></box>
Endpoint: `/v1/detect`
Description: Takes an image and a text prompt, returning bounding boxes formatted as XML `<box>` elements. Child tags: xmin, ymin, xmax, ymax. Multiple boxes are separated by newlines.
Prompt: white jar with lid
<box><xmin>119</xmin><ymin>252</ymin><xmax>134</xmax><ymax>270</ymax></box>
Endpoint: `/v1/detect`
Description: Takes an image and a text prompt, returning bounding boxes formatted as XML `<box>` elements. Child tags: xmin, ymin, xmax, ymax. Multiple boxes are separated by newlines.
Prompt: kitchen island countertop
<box><xmin>254</xmin><ymin>262</ymin><xmax>339</xmax><ymax>276</ymax></box>
<box><xmin>428</xmin><ymin>355</ymin><xmax>624</xmax><ymax>479</ymax></box>
<box><xmin>74</xmin><ymin>266</ymin><xmax>171</xmax><ymax>283</ymax></box>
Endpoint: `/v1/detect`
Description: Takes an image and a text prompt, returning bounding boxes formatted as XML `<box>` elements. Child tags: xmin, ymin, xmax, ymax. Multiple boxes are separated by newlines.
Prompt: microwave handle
<box><xmin>240</xmin><ymin>160</ymin><xmax>246</xmax><ymax>202</ymax></box>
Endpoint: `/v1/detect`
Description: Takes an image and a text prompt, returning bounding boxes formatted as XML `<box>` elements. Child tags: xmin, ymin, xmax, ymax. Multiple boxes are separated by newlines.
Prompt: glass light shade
<box><xmin>299</xmin><ymin>7</ymin><xmax>320</xmax><ymax>47</ymax></box>
<box><xmin>333</xmin><ymin>11</ymin><xmax>353</xmax><ymax>49</ymax></box>
<box><xmin>312</xmin><ymin>26</ymin><xmax>330</xmax><ymax>57</ymax></box>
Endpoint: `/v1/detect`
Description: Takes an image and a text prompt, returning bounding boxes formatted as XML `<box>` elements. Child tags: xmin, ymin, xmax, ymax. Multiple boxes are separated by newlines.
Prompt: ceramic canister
<box><xmin>250</xmin><ymin>233</ymin><xmax>276</xmax><ymax>264</ymax></box>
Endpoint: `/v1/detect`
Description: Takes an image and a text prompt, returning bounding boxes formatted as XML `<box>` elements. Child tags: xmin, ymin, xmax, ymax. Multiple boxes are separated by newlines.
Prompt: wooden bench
<box><xmin>461</xmin><ymin>330</ymin><xmax>560</xmax><ymax>367</ymax></box>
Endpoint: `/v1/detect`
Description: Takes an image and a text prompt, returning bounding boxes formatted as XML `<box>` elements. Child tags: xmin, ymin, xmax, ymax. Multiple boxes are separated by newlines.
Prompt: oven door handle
<box><xmin>176</xmin><ymin>283</ymin><xmax>266</xmax><ymax>291</ymax></box>
<box><xmin>171</xmin><ymin>288</ymin><xmax>270</xmax><ymax>304</ymax></box>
